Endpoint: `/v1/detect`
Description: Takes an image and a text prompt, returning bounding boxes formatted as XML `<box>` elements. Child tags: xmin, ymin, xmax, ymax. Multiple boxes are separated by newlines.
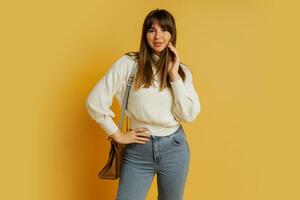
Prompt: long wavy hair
<box><xmin>125</xmin><ymin>9</ymin><xmax>186</xmax><ymax>91</ymax></box>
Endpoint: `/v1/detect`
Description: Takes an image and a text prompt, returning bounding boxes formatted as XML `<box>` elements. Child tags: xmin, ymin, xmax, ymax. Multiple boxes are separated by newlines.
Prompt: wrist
<box><xmin>169</xmin><ymin>73</ymin><xmax>180</xmax><ymax>82</ymax></box>
<box><xmin>110</xmin><ymin>129</ymin><xmax>122</xmax><ymax>142</ymax></box>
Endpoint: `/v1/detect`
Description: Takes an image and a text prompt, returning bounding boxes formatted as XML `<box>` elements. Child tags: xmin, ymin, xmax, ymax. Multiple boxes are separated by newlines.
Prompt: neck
<box><xmin>152</xmin><ymin>53</ymin><xmax>160</xmax><ymax>61</ymax></box>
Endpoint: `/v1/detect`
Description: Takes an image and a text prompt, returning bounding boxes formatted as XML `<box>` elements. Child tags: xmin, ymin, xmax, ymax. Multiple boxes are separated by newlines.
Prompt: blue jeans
<box><xmin>116</xmin><ymin>126</ymin><xmax>190</xmax><ymax>200</ymax></box>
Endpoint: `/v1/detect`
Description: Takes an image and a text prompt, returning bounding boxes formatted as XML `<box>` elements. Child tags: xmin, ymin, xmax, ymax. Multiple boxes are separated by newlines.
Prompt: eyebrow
<box><xmin>149</xmin><ymin>26</ymin><xmax>164</xmax><ymax>29</ymax></box>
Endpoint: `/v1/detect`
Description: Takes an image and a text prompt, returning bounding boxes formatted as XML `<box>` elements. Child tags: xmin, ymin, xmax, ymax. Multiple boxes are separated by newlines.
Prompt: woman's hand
<box><xmin>167</xmin><ymin>42</ymin><xmax>181</xmax><ymax>81</ymax></box>
<box><xmin>111</xmin><ymin>128</ymin><xmax>151</xmax><ymax>144</ymax></box>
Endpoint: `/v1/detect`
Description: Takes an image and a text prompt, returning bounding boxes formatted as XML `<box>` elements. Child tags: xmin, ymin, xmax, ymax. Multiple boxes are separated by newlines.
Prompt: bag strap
<box><xmin>107</xmin><ymin>61</ymin><xmax>137</xmax><ymax>141</ymax></box>
<box><xmin>118</xmin><ymin>62</ymin><xmax>137</xmax><ymax>129</ymax></box>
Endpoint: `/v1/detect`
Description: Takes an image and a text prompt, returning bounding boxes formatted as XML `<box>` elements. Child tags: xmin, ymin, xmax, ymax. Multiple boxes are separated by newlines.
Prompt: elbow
<box><xmin>85</xmin><ymin>95</ymin><xmax>94</xmax><ymax>110</ymax></box>
<box><xmin>85</xmin><ymin>98</ymin><xmax>91</xmax><ymax>113</ymax></box>
<box><xmin>85</xmin><ymin>97</ymin><xmax>95</xmax><ymax>118</ymax></box>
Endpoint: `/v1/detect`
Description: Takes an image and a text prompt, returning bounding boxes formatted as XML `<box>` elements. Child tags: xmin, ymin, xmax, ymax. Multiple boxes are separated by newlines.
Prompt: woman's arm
<box><xmin>170</xmin><ymin>66</ymin><xmax>201</xmax><ymax>122</ymax></box>
<box><xmin>85</xmin><ymin>56</ymin><xmax>125</xmax><ymax>136</ymax></box>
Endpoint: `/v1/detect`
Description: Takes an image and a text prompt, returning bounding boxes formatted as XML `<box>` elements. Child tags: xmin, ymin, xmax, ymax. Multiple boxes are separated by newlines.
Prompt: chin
<box><xmin>154</xmin><ymin>47</ymin><xmax>166</xmax><ymax>52</ymax></box>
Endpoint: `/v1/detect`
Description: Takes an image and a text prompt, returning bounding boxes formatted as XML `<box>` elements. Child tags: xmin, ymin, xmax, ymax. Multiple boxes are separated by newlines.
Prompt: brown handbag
<box><xmin>98</xmin><ymin>62</ymin><xmax>137</xmax><ymax>180</ymax></box>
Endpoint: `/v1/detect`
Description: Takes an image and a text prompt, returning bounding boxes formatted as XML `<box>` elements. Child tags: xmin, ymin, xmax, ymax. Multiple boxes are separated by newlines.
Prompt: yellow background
<box><xmin>1</xmin><ymin>0</ymin><xmax>299</xmax><ymax>199</ymax></box>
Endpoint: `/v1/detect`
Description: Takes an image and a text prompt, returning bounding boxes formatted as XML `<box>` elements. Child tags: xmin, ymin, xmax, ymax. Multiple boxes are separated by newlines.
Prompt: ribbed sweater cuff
<box><xmin>100</xmin><ymin>117</ymin><xmax>120</xmax><ymax>136</ymax></box>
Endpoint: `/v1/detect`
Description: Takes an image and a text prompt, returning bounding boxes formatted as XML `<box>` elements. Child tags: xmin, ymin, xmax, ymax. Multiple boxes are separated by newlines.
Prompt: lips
<box><xmin>154</xmin><ymin>42</ymin><xmax>163</xmax><ymax>47</ymax></box>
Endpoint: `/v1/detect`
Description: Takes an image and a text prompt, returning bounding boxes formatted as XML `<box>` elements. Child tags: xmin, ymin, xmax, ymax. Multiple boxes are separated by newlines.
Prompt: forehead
<box><xmin>150</xmin><ymin>21</ymin><xmax>164</xmax><ymax>29</ymax></box>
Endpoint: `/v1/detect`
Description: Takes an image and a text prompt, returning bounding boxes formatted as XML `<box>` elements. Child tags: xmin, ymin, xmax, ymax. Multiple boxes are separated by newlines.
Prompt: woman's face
<box><xmin>146</xmin><ymin>22</ymin><xmax>171</xmax><ymax>56</ymax></box>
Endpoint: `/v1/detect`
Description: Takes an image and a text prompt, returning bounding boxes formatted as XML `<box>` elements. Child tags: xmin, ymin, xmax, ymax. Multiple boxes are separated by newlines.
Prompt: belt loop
<box><xmin>168</xmin><ymin>134</ymin><xmax>173</xmax><ymax>139</ymax></box>
<box><xmin>151</xmin><ymin>135</ymin><xmax>156</xmax><ymax>141</ymax></box>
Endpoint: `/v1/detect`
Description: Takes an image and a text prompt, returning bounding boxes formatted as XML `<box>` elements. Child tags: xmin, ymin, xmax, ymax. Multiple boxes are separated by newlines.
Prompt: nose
<box><xmin>154</xmin><ymin>30</ymin><xmax>163</xmax><ymax>39</ymax></box>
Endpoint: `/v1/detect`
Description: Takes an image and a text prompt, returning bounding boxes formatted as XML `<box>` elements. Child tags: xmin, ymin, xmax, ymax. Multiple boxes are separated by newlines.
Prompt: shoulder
<box><xmin>115</xmin><ymin>51</ymin><xmax>138</xmax><ymax>64</ymax></box>
<box><xmin>180</xmin><ymin>62</ymin><xmax>193</xmax><ymax>76</ymax></box>
<box><xmin>113</xmin><ymin>54</ymin><xmax>135</xmax><ymax>66</ymax></box>
<box><xmin>179</xmin><ymin>62</ymin><xmax>195</xmax><ymax>84</ymax></box>
<box><xmin>109</xmin><ymin>53</ymin><xmax>137</xmax><ymax>78</ymax></box>
<box><xmin>110</xmin><ymin>53</ymin><xmax>136</xmax><ymax>69</ymax></box>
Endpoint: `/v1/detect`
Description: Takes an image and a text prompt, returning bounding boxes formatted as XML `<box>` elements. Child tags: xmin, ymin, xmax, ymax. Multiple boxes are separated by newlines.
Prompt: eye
<box><xmin>147</xmin><ymin>28</ymin><xmax>168</xmax><ymax>33</ymax></box>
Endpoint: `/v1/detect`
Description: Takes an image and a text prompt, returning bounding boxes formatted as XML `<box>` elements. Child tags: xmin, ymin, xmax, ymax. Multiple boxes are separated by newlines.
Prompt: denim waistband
<box><xmin>130</xmin><ymin>117</ymin><xmax>181</xmax><ymax>137</ymax></box>
<box><xmin>150</xmin><ymin>125</ymin><xmax>183</xmax><ymax>140</ymax></box>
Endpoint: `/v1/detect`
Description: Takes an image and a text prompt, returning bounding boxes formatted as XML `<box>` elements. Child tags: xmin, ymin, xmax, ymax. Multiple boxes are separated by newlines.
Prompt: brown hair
<box><xmin>125</xmin><ymin>8</ymin><xmax>186</xmax><ymax>91</ymax></box>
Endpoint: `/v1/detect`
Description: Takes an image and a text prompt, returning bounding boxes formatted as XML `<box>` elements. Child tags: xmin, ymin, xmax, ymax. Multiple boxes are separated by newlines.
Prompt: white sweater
<box><xmin>85</xmin><ymin>54</ymin><xmax>201</xmax><ymax>137</ymax></box>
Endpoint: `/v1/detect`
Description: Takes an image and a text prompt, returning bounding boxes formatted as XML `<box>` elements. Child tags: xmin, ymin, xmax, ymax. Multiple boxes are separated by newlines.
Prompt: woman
<box><xmin>86</xmin><ymin>9</ymin><xmax>201</xmax><ymax>200</ymax></box>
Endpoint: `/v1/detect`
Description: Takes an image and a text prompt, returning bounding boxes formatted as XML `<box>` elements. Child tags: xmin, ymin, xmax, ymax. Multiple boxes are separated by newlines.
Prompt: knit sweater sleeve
<box><xmin>170</xmin><ymin>65</ymin><xmax>201</xmax><ymax>122</ymax></box>
<box><xmin>85</xmin><ymin>56</ymin><xmax>126</xmax><ymax>136</ymax></box>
